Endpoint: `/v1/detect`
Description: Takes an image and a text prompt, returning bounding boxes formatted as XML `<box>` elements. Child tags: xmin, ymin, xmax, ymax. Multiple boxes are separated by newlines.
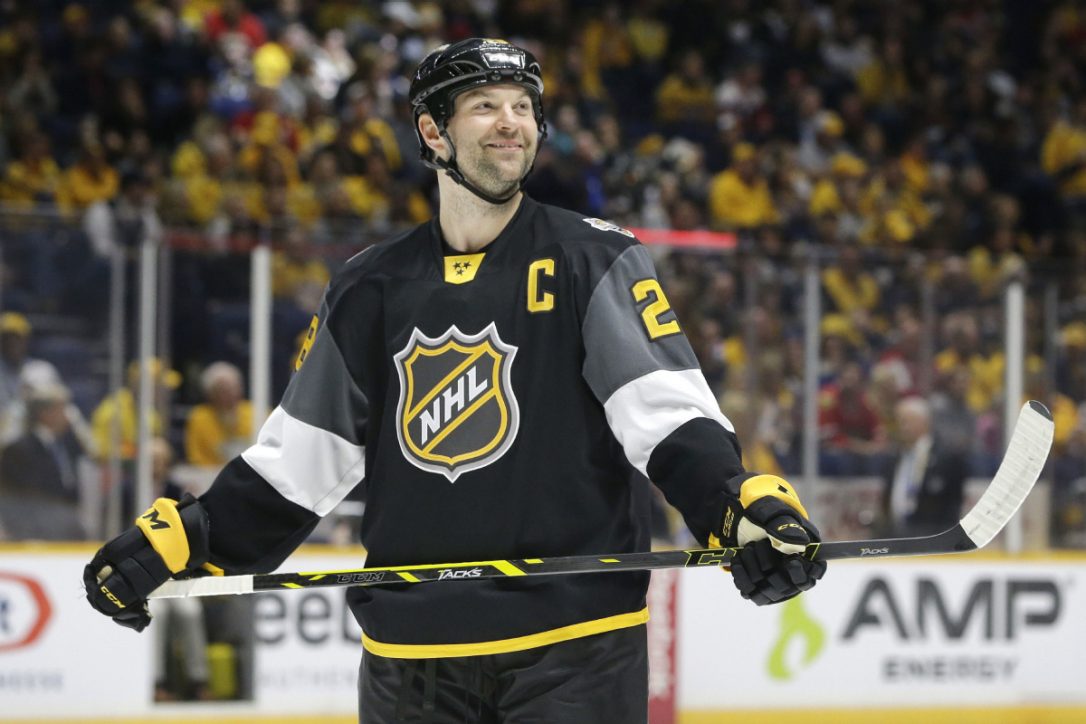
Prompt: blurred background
<box><xmin>2</xmin><ymin>1</ymin><xmax>1086</xmax><ymax>722</ymax></box>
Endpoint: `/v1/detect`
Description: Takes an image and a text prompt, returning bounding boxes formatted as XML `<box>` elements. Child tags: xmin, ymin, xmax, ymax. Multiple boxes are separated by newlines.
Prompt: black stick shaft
<box><xmin>249</xmin><ymin>526</ymin><xmax>975</xmax><ymax>593</ymax></box>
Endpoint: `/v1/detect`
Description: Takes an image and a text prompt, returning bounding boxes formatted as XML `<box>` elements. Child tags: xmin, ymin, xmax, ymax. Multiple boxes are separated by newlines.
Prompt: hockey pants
<box><xmin>358</xmin><ymin>624</ymin><xmax>648</xmax><ymax>723</ymax></box>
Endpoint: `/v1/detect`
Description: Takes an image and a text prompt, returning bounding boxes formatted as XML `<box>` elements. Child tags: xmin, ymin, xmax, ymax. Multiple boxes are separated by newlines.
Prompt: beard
<box><xmin>454</xmin><ymin>135</ymin><xmax>537</xmax><ymax>198</ymax></box>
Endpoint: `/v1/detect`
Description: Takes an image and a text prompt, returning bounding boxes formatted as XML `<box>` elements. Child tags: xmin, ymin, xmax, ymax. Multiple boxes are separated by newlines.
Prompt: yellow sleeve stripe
<box><xmin>281</xmin><ymin>583</ymin><xmax>302</xmax><ymax>589</ymax></box>
<box><xmin>523</xmin><ymin>559</ymin><xmax>543</xmax><ymax>564</ymax></box>
<box><xmin>599</xmin><ymin>558</ymin><xmax>621</xmax><ymax>563</ymax></box>
<box><xmin>739</xmin><ymin>474</ymin><xmax>810</xmax><ymax>519</ymax></box>
<box><xmin>361</xmin><ymin>607</ymin><xmax>649</xmax><ymax>659</ymax></box>
<box><xmin>397</xmin><ymin>572</ymin><xmax>421</xmax><ymax>582</ymax></box>
<box><xmin>135</xmin><ymin>498</ymin><xmax>189</xmax><ymax>573</ymax></box>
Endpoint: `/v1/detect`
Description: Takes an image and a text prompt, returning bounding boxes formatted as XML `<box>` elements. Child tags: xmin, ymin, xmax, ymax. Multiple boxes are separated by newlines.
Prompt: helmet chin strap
<box><xmin>432</xmin><ymin>130</ymin><xmax>531</xmax><ymax>206</ymax></box>
<box><xmin>433</xmin><ymin>156</ymin><xmax>522</xmax><ymax>205</ymax></box>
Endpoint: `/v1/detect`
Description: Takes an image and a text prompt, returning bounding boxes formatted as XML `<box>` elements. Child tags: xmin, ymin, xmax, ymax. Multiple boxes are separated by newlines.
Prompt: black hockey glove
<box><xmin>84</xmin><ymin>494</ymin><xmax>215</xmax><ymax>632</ymax></box>
<box><xmin>714</xmin><ymin>474</ymin><xmax>826</xmax><ymax>606</ymax></box>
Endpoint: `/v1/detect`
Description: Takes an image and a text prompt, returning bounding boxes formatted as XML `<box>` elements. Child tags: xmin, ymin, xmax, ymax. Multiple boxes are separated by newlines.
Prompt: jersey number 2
<box><xmin>631</xmin><ymin>279</ymin><xmax>680</xmax><ymax>340</ymax></box>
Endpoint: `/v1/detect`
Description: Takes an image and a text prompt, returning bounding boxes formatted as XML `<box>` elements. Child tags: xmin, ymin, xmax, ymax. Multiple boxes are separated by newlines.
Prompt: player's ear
<box><xmin>418</xmin><ymin>114</ymin><xmax>448</xmax><ymax>160</ymax></box>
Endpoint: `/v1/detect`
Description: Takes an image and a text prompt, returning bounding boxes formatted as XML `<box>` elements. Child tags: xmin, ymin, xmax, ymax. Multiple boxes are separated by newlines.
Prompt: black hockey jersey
<box><xmin>199</xmin><ymin>196</ymin><xmax>749</xmax><ymax>657</ymax></box>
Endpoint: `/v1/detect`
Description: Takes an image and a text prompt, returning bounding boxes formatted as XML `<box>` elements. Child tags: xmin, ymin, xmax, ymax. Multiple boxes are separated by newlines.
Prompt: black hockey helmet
<box><xmin>409</xmin><ymin>38</ymin><xmax>547</xmax><ymax>204</ymax></box>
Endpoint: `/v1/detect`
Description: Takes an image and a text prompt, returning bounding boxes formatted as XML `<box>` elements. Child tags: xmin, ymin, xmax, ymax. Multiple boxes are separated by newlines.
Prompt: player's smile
<box><xmin>485</xmin><ymin>140</ymin><xmax>524</xmax><ymax>151</ymax></box>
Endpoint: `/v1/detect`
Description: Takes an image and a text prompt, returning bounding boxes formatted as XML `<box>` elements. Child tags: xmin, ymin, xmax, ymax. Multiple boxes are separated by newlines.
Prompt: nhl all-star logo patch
<box><xmin>393</xmin><ymin>323</ymin><xmax>520</xmax><ymax>482</ymax></box>
<box><xmin>582</xmin><ymin>217</ymin><xmax>635</xmax><ymax>237</ymax></box>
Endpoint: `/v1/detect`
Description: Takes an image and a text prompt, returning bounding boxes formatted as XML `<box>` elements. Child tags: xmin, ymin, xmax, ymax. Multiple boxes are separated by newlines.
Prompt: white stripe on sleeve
<box><xmin>602</xmin><ymin>368</ymin><xmax>734</xmax><ymax>476</ymax></box>
<box><xmin>241</xmin><ymin>406</ymin><xmax>365</xmax><ymax>516</ymax></box>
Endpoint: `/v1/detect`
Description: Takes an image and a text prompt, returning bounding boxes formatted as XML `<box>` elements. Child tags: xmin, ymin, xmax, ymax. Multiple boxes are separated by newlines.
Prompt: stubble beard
<box><xmin>458</xmin><ymin>139</ymin><xmax>536</xmax><ymax>199</ymax></box>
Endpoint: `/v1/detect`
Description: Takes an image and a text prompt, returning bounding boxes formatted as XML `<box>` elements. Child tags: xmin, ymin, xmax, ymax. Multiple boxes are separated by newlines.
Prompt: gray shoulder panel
<box><xmin>582</xmin><ymin>245</ymin><xmax>700</xmax><ymax>403</ymax></box>
<box><xmin>279</xmin><ymin>299</ymin><xmax>369</xmax><ymax>446</ymax></box>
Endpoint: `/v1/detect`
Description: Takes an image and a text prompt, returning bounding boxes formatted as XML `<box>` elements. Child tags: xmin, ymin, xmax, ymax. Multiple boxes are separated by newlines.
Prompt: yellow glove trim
<box><xmin>739</xmin><ymin>475</ymin><xmax>810</xmax><ymax>520</ymax></box>
<box><xmin>135</xmin><ymin>498</ymin><xmax>190</xmax><ymax>574</ymax></box>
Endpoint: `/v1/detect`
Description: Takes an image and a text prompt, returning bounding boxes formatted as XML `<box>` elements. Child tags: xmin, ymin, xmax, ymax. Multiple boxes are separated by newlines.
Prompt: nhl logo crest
<box><xmin>393</xmin><ymin>323</ymin><xmax>520</xmax><ymax>481</ymax></box>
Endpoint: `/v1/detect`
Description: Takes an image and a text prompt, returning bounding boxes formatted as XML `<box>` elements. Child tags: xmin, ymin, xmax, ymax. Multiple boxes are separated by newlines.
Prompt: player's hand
<box><xmin>716</xmin><ymin>474</ymin><xmax>826</xmax><ymax>606</ymax></box>
<box><xmin>83</xmin><ymin>494</ymin><xmax>212</xmax><ymax>632</ymax></box>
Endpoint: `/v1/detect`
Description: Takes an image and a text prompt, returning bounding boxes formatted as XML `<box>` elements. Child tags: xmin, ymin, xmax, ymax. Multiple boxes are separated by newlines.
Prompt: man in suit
<box><xmin>0</xmin><ymin>382</ymin><xmax>86</xmax><ymax>539</ymax></box>
<box><xmin>882</xmin><ymin>396</ymin><xmax>969</xmax><ymax>536</ymax></box>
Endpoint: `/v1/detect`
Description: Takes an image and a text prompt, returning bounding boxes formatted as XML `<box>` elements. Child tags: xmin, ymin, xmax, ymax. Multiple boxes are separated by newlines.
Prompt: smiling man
<box><xmin>84</xmin><ymin>38</ymin><xmax>826</xmax><ymax>723</ymax></box>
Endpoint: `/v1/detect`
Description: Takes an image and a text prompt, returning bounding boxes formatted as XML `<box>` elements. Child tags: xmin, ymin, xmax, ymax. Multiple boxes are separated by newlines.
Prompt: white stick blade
<box><xmin>959</xmin><ymin>401</ymin><xmax>1054</xmax><ymax>549</ymax></box>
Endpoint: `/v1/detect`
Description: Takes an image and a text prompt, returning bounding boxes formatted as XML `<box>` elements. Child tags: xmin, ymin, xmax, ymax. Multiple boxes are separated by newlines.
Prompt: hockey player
<box><xmin>85</xmin><ymin>39</ymin><xmax>826</xmax><ymax>722</ymax></box>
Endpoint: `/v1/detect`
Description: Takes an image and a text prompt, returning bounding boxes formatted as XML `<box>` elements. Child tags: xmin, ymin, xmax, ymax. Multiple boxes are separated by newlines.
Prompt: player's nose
<box><xmin>495</xmin><ymin>104</ymin><xmax>520</xmax><ymax>130</ymax></box>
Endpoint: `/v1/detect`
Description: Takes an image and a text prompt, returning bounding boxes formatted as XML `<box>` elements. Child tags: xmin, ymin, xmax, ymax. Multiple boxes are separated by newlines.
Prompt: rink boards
<box><xmin>2</xmin><ymin>544</ymin><xmax>1085</xmax><ymax>722</ymax></box>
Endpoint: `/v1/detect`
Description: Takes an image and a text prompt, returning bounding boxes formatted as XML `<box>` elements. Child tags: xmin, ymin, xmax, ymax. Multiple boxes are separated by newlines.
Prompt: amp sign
<box><xmin>842</xmin><ymin>575</ymin><xmax>1062</xmax><ymax>641</ymax></box>
<box><xmin>678</xmin><ymin>559</ymin><xmax>1086</xmax><ymax>709</ymax></box>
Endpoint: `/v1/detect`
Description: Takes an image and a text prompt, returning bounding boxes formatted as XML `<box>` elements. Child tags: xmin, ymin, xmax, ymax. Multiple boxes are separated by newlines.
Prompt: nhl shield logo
<box><xmin>394</xmin><ymin>323</ymin><xmax>520</xmax><ymax>481</ymax></box>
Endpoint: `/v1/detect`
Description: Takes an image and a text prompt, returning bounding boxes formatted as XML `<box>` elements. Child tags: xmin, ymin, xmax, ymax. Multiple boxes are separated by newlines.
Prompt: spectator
<box><xmin>967</xmin><ymin>204</ymin><xmax>1028</xmax><ymax>301</ymax></box>
<box><xmin>6</xmin><ymin>49</ymin><xmax>58</xmax><ymax>124</ymax></box>
<box><xmin>271</xmin><ymin>227</ymin><xmax>329</xmax><ymax>313</ymax></box>
<box><xmin>205</xmin><ymin>0</ymin><xmax>268</xmax><ymax>58</ymax></box>
<box><xmin>655</xmin><ymin>48</ymin><xmax>715</xmax><ymax>143</ymax></box>
<box><xmin>0</xmin><ymin>382</ymin><xmax>87</xmax><ymax>540</ymax></box>
<box><xmin>1</xmin><ymin>130</ymin><xmax>63</xmax><ymax>208</ymax></box>
<box><xmin>874</xmin><ymin>309</ymin><xmax>923</xmax><ymax>396</ymax></box>
<box><xmin>0</xmin><ymin>312</ymin><xmax>63</xmax><ymax>443</ymax></box>
<box><xmin>338</xmin><ymin>82</ymin><xmax>403</xmax><ymax>174</ymax></box>
<box><xmin>1056</xmin><ymin>322</ymin><xmax>1086</xmax><ymax>400</ymax></box>
<box><xmin>880</xmin><ymin>396</ymin><xmax>967</xmax><ymax>536</ymax></box>
<box><xmin>856</xmin><ymin>35</ymin><xmax>910</xmax><ymax>113</ymax></box>
<box><xmin>91</xmin><ymin>357</ymin><xmax>181</xmax><ymax>466</ymax></box>
<box><xmin>932</xmin><ymin>256</ymin><xmax>982</xmax><ymax>315</ymax></box>
<box><xmin>934</xmin><ymin>312</ymin><xmax>1000</xmax><ymax>414</ymax></box>
<box><xmin>719</xmin><ymin>305</ymin><xmax>786</xmax><ymax>394</ymax></box>
<box><xmin>868</xmin><ymin>361</ymin><xmax>905</xmax><ymax>444</ymax></box>
<box><xmin>797</xmin><ymin>110</ymin><xmax>847</xmax><ymax>176</ymax></box>
<box><xmin>861</xmin><ymin>159</ymin><xmax>931</xmax><ymax>243</ymax></box>
<box><xmin>819</xmin><ymin>359</ymin><xmax>887</xmax><ymax>475</ymax></box>
<box><xmin>1040</xmin><ymin>96</ymin><xmax>1086</xmax><ymax>208</ymax></box>
<box><xmin>251</xmin><ymin>26</ymin><xmax>294</xmax><ymax>92</ymax></box>
<box><xmin>579</xmin><ymin>3</ymin><xmax>636</xmax><ymax>104</ymax></box>
<box><xmin>751</xmin><ymin>355</ymin><xmax>800</xmax><ymax>474</ymax></box>
<box><xmin>1051</xmin><ymin>402</ymin><xmax>1086</xmax><ymax>547</ymax></box>
<box><xmin>60</xmin><ymin>139</ymin><xmax>119</xmax><ymax>212</ymax></box>
<box><xmin>808</xmin><ymin>151</ymin><xmax>868</xmax><ymax>222</ymax></box>
<box><xmin>708</xmin><ymin>142</ymin><xmax>778</xmax><ymax>230</ymax></box>
<box><xmin>184</xmin><ymin>361</ymin><xmax>253</xmax><ymax>469</ymax></box>
<box><xmin>820</xmin><ymin>12</ymin><xmax>874</xmax><ymax>82</ymax></box>
<box><xmin>931</xmin><ymin>366</ymin><xmax>979</xmax><ymax>459</ymax></box>
<box><xmin>715</xmin><ymin>61</ymin><xmax>767</xmax><ymax>131</ymax></box>
<box><xmin>821</xmin><ymin>243</ymin><xmax>880</xmax><ymax>321</ymax></box>
<box><xmin>817</xmin><ymin>313</ymin><xmax>862</xmax><ymax>387</ymax></box>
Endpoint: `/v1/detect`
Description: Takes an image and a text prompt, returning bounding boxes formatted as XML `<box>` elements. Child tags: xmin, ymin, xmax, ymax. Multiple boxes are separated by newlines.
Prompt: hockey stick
<box><xmin>150</xmin><ymin>400</ymin><xmax>1053</xmax><ymax>600</ymax></box>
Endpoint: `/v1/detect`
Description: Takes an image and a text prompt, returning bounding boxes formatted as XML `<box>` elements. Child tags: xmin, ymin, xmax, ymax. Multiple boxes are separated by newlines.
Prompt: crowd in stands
<box><xmin>2</xmin><ymin>0</ymin><xmax>1086</xmax><ymax>547</ymax></box>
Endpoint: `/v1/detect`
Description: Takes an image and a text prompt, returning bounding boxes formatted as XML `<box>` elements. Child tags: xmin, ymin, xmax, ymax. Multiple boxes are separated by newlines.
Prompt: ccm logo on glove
<box><xmin>99</xmin><ymin>585</ymin><xmax>126</xmax><ymax>609</ymax></box>
<box><xmin>713</xmin><ymin>474</ymin><xmax>827</xmax><ymax>606</ymax></box>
